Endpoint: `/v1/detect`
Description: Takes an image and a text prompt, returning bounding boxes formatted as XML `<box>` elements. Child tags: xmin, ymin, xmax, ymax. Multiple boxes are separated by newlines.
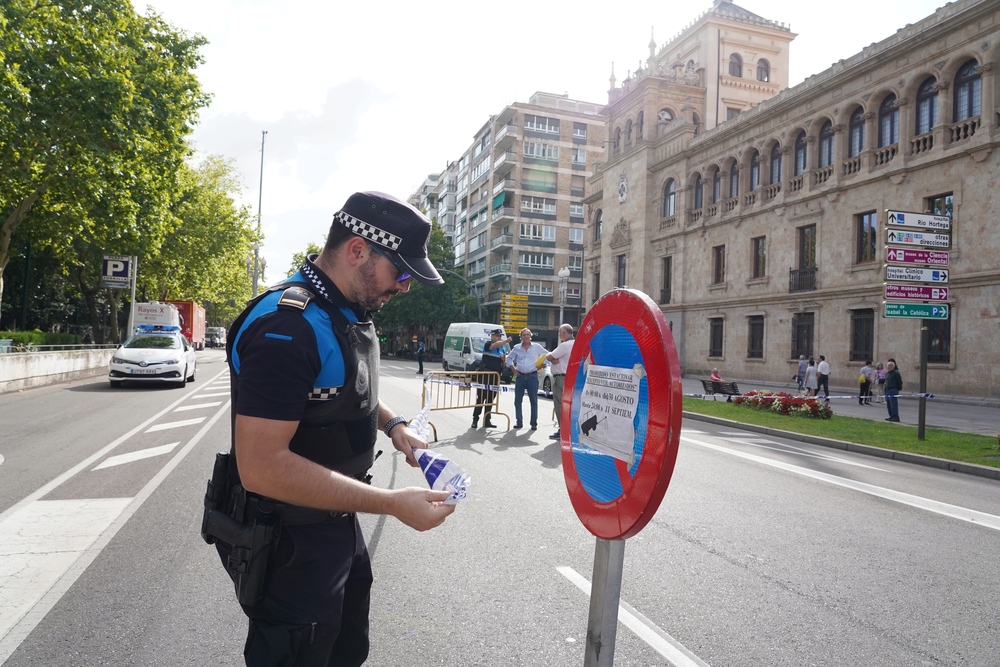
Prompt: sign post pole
<box><xmin>918</xmin><ymin>324</ymin><xmax>929</xmax><ymax>440</ymax></box>
<box><xmin>126</xmin><ymin>256</ymin><xmax>138</xmax><ymax>338</ymax></box>
<box><xmin>584</xmin><ymin>538</ymin><xmax>626</xmax><ymax>667</ymax></box>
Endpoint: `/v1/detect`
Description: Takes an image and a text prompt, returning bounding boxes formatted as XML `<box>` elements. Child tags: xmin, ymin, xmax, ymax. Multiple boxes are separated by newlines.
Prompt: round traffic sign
<box><xmin>560</xmin><ymin>289</ymin><xmax>683</xmax><ymax>539</ymax></box>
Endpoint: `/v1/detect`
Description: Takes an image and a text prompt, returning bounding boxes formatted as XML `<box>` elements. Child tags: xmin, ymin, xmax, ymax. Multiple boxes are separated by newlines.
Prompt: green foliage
<box><xmin>0</xmin><ymin>330</ymin><xmax>80</xmax><ymax>345</ymax></box>
<box><xmin>287</xmin><ymin>242</ymin><xmax>324</xmax><ymax>278</ymax></box>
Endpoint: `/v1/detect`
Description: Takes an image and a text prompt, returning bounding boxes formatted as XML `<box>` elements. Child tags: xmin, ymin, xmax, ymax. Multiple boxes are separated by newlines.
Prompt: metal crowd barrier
<box><xmin>421</xmin><ymin>371</ymin><xmax>511</xmax><ymax>440</ymax></box>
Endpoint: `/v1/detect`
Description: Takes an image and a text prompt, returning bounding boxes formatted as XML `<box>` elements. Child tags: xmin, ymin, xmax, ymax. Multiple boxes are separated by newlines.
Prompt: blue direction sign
<box><xmin>884</xmin><ymin>302</ymin><xmax>949</xmax><ymax>319</ymax></box>
<box><xmin>886</xmin><ymin>209</ymin><xmax>952</xmax><ymax>231</ymax></box>
<box><xmin>885</xmin><ymin>267</ymin><xmax>949</xmax><ymax>284</ymax></box>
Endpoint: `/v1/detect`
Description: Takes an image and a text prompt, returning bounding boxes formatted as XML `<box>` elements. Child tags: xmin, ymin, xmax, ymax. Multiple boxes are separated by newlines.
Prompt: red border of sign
<box><xmin>560</xmin><ymin>289</ymin><xmax>683</xmax><ymax>539</ymax></box>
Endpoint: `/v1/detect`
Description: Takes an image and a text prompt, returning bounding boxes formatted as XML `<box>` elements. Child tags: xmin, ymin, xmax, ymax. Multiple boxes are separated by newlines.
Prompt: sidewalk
<box><xmin>681</xmin><ymin>376</ymin><xmax>1000</xmax><ymax>438</ymax></box>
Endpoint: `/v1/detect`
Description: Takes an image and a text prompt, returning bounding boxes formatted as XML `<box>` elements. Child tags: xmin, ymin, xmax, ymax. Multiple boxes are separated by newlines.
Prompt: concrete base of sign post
<box><xmin>584</xmin><ymin>538</ymin><xmax>626</xmax><ymax>667</ymax></box>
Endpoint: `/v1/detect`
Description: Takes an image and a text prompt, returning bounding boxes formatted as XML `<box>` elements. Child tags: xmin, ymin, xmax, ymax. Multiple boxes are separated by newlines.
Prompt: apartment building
<box><xmin>422</xmin><ymin>92</ymin><xmax>606</xmax><ymax>349</ymax></box>
<box><xmin>587</xmin><ymin>0</ymin><xmax>999</xmax><ymax>398</ymax></box>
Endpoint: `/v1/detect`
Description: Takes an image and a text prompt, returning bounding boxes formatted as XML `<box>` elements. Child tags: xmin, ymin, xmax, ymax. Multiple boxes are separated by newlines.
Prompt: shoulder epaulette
<box><xmin>277</xmin><ymin>286</ymin><xmax>314</xmax><ymax>311</ymax></box>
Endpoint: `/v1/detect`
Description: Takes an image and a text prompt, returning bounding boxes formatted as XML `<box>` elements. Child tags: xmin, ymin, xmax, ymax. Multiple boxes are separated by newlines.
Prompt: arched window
<box><xmin>954</xmin><ymin>59</ymin><xmax>981</xmax><ymax>122</ymax></box>
<box><xmin>916</xmin><ymin>77</ymin><xmax>938</xmax><ymax>135</ymax></box>
<box><xmin>594</xmin><ymin>209</ymin><xmax>603</xmax><ymax>241</ymax></box>
<box><xmin>849</xmin><ymin>108</ymin><xmax>865</xmax><ymax>158</ymax></box>
<box><xmin>693</xmin><ymin>173</ymin><xmax>703</xmax><ymax>209</ymax></box>
<box><xmin>614</xmin><ymin>127</ymin><xmax>622</xmax><ymax>150</ymax></box>
<box><xmin>819</xmin><ymin>121</ymin><xmax>834</xmax><ymax>168</ymax></box>
<box><xmin>794</xmin><ymin>131</ymin><xmax>807</xmax><ymax>176</ymax></box>
<box><xmin>662</xmin><ymin>179</ymin><xmax>676</xmax><ymax>217</ymax></box>
<box><xmin>658</xmin><ymin>108</ymin><xmax>674</xmax><ymax>124</ymax></box>
<box><xmin>636</xmin><ymin>111</ymin><xmax>644</xmax><ymax>139</ymax></box>
<box><xmin>712</xmin><ymin>169</ymin><xmax>721</xmax><ymax>203</ymax></box>
<box><xmin>692</xmin><ymin>113</ymin><xmax>701</xmax><ymax>136</ymax></box>
<box><xmin>749</xmin><ymin>151</ymin><xmax>760</xmax><ymax>191</ymax></box>
<box><xmin>879</xmin><ymin>94</ymin><xmax>899</xmax><ymax>147</ymax></box>
<box><xmin>728</xmin><ymin>162</ymin><xmax>739</xmax><ymax>198</ymax></box>
<box><xmin>756</xmin><ymin>59</ymin><xmax>770</xmax><ymax>82</ymax></box>
<box><xmin>626</xmin><ymin>119</ymin><xmax>633</xmax><ymax>143</ymax></box>
<box><xmin>770</xmin><ymin>143</ymin><xmax>782</xmax><ymax>184</ymax></box>
<box><xmin>729</xmin><ymin>53</ymin><xmax>742</xmax><ymax>77</ymax></box>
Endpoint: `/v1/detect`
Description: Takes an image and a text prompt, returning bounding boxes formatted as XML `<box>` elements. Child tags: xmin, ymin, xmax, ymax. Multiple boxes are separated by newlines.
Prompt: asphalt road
<box><xmin>1</xmin><ymin>353</ymin><xmax>999</xmax><ymax>666</ymax></box>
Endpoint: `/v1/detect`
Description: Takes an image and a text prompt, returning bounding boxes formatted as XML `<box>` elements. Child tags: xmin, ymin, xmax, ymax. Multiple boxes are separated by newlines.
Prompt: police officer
<box><xmin>222</xmin><ymin>191</ymin><xmax>455</xmax><ymax>666</ymax></box>
<box><xmin>471</xmin><ymin>328</ymin><xmax>510</xmax><ymax>428</ymax></box>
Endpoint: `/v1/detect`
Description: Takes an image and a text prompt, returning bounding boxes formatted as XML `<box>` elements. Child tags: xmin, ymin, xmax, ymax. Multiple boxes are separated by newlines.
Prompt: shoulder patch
<box><xmin>277</xmin><ymin>286</ymin><xmax>314</xmax><ymax>311</ymax></box>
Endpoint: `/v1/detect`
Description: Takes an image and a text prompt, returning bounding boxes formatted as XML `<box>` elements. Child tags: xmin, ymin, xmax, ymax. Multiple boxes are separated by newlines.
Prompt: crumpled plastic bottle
<box><xmin>412</xmin><ymin>449</ymin><xmax>470</xmax><ymax>505</ymax></box>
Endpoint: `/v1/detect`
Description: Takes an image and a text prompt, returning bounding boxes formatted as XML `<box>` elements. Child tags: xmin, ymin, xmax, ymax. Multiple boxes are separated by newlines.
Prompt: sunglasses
<box><xmin>367</xmin><ymin>242</ymin><xmax>411</xmax><ymax>283</ymax></box>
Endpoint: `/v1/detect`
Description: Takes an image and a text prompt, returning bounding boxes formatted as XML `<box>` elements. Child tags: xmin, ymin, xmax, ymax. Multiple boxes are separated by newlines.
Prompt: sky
<box><xmin>134</xmin><ymin>0</ymin><xmax>944</xmax><ymax>282</ymax></box>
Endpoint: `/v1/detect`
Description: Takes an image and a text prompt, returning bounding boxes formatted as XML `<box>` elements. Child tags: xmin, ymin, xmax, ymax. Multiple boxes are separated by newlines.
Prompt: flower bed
<box><xmin>732</xmin><ymin>390</ymin><xmax>833</xmax><ymax>419</ymax></box>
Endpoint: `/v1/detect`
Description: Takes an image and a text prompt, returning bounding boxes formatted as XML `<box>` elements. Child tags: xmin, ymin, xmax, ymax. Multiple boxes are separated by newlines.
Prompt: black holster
<box><xmin>201</xmin><ymin>452</ymin><xmax>279</xmax><ymax>607</ymax></box>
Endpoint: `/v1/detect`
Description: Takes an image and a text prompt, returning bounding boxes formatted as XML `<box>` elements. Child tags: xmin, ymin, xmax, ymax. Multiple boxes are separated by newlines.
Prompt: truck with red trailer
<box><xmin>165</xmin><ymin>300</ymin><xmax>207</xmax><ymax>350</ymax></box>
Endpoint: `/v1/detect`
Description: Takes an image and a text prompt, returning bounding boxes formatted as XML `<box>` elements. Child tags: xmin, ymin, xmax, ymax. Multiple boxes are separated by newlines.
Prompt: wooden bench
<box><xmin>700</xmin><ymin>379</ymin><xmax>741</xmax><ymax>401</ymax></box>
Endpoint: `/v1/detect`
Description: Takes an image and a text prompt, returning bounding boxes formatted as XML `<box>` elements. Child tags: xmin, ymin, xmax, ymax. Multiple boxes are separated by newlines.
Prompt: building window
<box><xmin>728</xmin><ymin>53</ymin><xmax>742</xmax><ymax>77</ymax></box>
<box><xmin>916</xmin><ymin>77</ymin><xmax>938</xmax><ymax>135</ymax></box>
<box><xmin>791</xmin><ymin>312</ymin><xmax>814</xmax><ymax>360</ymax></box>
<box><xmin>616</xmin><ymin>254</ymin><xmax>627</xmax><ymax>288</ymax></box>
<box><xmin>925</xmin><ymin>318</ymin><xmax>951</xmax><ymax>363</ymax></box>
<box><xmin>712</xmin><ymin>245</ymin><xmax>726</xmax><ymax>284</ymax></box>
<box><xmin>569</xmin><ymin>203</ymin><xmax>584</xmax><ymax>220</ymax></box>
<box><xmin>709</xmin><ymin>318</ymin><xmax>724</xmax><ymax>358</ymax></box>
<box><xmin>819</xmin><ymin>121</ymin><xmax>834</xmax><ymax>168</ymax></box>
<box><xmin>756</xmin><ymin>59</ymin><xmax>770</xmax><ymax>82</ymax></box>
<box><xmin>614</xmin><ymin>127</ymin><xmax>621</xmax><ymax>150</ymax></box>
<box><xmin>569</xmin><ymin>228</ymin><xmax>584</xmax><ymax>245</ymax></box>
<box><xmin>879</xmin><ymin>94</ymin><xmax>899</xmax><ymax>147</ymax></box>
<box><xmin>521</xmin><ymin>195</ymin><xmax>557</xmax><ymax>215</ymax></box>
<box><xmin>593</xmin><ymin>209</ymin><xmax>603</xmax><ymax>241</ymax></box>
<box><xmin>571</xmin><ymin>174</ymin><xmax>586</xmax><ymax>197</ymax></box>
<box><xmin>568</xmin><ymin>253</ymin><xmax>583</xmax><ymax>269</ymax></box>
<box><xmin>527</xmin><ymin>308</ymin><xmax>548</xmax><ymax>327</ymax></box>
<box><xmin>856</xmin><ymin>211</ymin><xmax>877</xmax><ymax>263</ymax></box>
<box><xmin>712</xmin><ymin>169</ymin><xmax>721</xmax><ymax>203</ymax></box>
<box><xmin>593</xmin><ymin>271</ymin><xmax>600</xmax><ymax>302</ymax></box>
<box><xmin>954</xmin><ymin>59</ymin><xmax>981</xmax><ymax>122</ymax></box>
<box><xmin>770</xmin><ymin>143</ymin><xmax>782</xmax><ymax>184</ymax></box>
<box><xmin>661</xmin><ymin>256</ymin><xmax>672</xmax><ymax>304</ymax></box>
<box><xmin>663</xmin><ymin>178</ymin><xmax>676</xmax><ymax>216</ymax></box>
<box><xmin>794</xmin><ymin>131</ymin><xmax>807</xmax><ymax>175</ymax></box>
<box><xmin>850</xmin><ymin>309</ymin><xmax>875</xmax><ymax>362</ymax></box>
<box><xmin>726</xmin><ymin>107</ymin><xmax>741</xmax><ymax>120</ymax></box>
<box><xmin>524</xmin><ymin>114</ymin><xmax>559</xmax><ymax>134</ymax></box>
<box><xmin>572</xmin><ymin>122</ymin><xmax>587</xmax><ymax>139</ymax></box>
<box><xmin>658</xmin><ymin>108</ymin><xmax>674</xmax><ymax>124</ymax></box>
<box><xmin>849</xmin><ymin>107</ymin><xmax>865</xmax><ymax>158</ymax></box>
<box><xmin>636</xmin><ymin>111</ymin><xmax>644</xmax><ymax>139</ymax></box>
<box><xmin>517</xmin><ymin>280</ymin><xmax>554</xmax><ymax>297</ymax></box>
<box><xmin>518</xmin><ymin>252</ymin><xmax>554</xmax><ymax>268</ymax></box>
<box><xmin>798</xmin><ymin>225</ymin><xmax>817</xmax><ymax>268</ymax></box>
<box><xmin>926</xmin><ymin>192</ymin><xmax>953</xmax><ymax>218</ymax></box>
<box><xmin>749</xmin><ymin>151</ymin><xmax>760</xmax><ymax>191</ymax></box>
<box><xmin>523</xmin><ymin>142</ymin><xmax>559</xmax><ymax>161</ymax></box>
<box><xmin>519</xmin><ymin>223</ymin><xmax>555</xmax><ymax>242</ymax></box>
<box><xmin>747</xmin><ymin>315</ymin><xmax>764</xmax><ymax>359</ymax></box>
<box><xmin>693</xmin><ymin>173</ymin><xmax>703</xmax><ymax>209</ymax></box>
<box><xmin>692</xmin><ymin>113</ymin><xmax>701</xmax><ymax>136</ymax></box>
<box><xmin>572</xmin><ymin>147</ymin><xmax>586</xmax><ymax>164</ymax></box>
<box><xmin>728</xmin><ymin>162</ymin><xmax>739</xmax><ymax>198</ymax></box>
<box><xmin>522</xmin><ymin>169</ymin><xmax>557</xmax><ymax>193</ymax></box>
<box><xmin>751</xmin><ymin>236</ymin><xmax>766</xmax><ymax>278</ymax></box>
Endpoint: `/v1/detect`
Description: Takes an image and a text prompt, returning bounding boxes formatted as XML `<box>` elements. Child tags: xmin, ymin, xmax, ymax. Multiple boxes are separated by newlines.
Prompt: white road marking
<box><xmin>175</xmin><ymin>402</ymin><xmax>223</xmax><ymax>412</ymax></box>
<box><xmin>0</xmin><ymin>392</ymin><xmax>231</xmax><ymax>662</ymax></box>
<box><xmin>557</xmin><ymin>566</ymin><xmax>710</xmax><ymax>667</ymax></box>
<box><xmin>91</xmin><ymin>443</ymin><xmax>180</xmax><ymax>470</ymax></box>
<box><xmin>713</xmin><ymin>434</ymin><xmax>888</xmax><ymax>471</ymax></box>
<box><xmin>193</xmin><ymin>391</ymin><xmax>230</xmax><ymax>398</ymax></box>
<box><xmin>683</xmin><ymin>436</ymin><xmax>1000</xmax><ymax>531</ymax></box>
<box><xmin>144</xmin><ymin>417</ymin><xmax>206</xmax><ymax>432</ymax></box>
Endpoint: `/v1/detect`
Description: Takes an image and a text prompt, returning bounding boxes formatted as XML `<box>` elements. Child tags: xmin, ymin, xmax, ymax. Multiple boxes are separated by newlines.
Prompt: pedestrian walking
<box><xmin>817</xmin><ymin>355</ymin><xmax>830</xmax><ymax>402</ymax></box>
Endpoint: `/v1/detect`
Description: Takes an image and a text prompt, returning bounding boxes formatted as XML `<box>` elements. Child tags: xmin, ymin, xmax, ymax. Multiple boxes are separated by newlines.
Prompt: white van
<box><xmin>441</xmin><ymin>322</ymin><xmax>510</xmax><ymax>373</ymax></box>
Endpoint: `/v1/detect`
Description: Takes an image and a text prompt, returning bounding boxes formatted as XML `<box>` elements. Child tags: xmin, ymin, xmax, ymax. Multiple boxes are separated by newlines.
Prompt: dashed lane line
<box><xmin>91</xmin><ymin>442</ymin><xmax>180</xmax><ymax>470</ymax></box>
<box><xmin>192</xmin><ymin>391</ymin><xmax>230</xmax><ymax>398</ymax></box>
<box><xmin>144</xmin><ymin>417</ymin><xmax>206</xmax><ymax>432</ymax></box>
<box><xmin>175</xmin><ymin>402</ymin><xmax>223</xmax><ymax>412</ymax></box>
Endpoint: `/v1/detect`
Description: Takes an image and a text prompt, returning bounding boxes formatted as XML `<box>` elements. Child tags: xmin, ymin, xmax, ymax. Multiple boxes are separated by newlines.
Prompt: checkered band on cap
<box><xmin>333</xmin><ymin>210</ymin><xmax>402</xmax><ymax>251</ymax></box>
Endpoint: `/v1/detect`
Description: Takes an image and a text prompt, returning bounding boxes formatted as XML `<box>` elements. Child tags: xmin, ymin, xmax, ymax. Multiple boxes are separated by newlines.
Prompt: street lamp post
<box><xmin>252</xmin><ymin>130</ymin><xmax>268</xmax><ymax>297</ymax></box>
<box><xmin>439</xmin><ymin>268</ymin><xmax>482</xmax><ymax>321</ymax></box>
<box><xmin>557</xmin><ymin>266</ymin><xmax>571</xmax><ymax>326</ymax></box>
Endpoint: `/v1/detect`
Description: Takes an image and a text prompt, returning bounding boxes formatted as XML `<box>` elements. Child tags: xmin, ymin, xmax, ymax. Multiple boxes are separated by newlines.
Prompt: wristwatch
<box><xmin>383</xmin><ymin>415</ymin><xmax>408</xmax><ymax>437</ymax></box>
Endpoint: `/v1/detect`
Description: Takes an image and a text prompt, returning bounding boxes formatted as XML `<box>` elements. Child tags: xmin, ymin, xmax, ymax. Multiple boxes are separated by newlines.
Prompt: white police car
<box><xmin>108</xmin><ymin>324</ymin><xmax>197</xmax><ymax>388</ymax></box>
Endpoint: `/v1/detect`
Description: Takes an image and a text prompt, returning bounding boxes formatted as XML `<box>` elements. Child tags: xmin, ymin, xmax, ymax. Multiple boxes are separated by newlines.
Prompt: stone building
<box><xmin>586</xmin><ymin>0</ymin><xmax>999</xmax><ymax>398</ymax></box>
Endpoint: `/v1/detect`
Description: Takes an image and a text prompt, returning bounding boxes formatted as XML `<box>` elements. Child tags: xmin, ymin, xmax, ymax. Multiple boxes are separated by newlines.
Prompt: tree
<box><xmin>0</xmin><ymin>0</ymin><xmax>210</xmax><ymax>319</ymax></box>
<box><xmin>286</xmin><ymin>242</ymin><xmax>324</xmax><ymax>278</ymax></box>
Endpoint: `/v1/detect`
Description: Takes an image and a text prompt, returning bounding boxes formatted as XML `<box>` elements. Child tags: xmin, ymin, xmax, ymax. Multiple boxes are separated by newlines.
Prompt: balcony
<box><xmin>490</xmin><ymin>234</ymin><xmax>514</xmax><ymax>250</ymax></box>
<box><xmin>949</xmin><ymin>116</ymin><xmax>980</xmax><ymax>143</ymax></box>
<box><xmin>789</xmin><ymin>267</ymin><xmax>818</xmax><ymax>293</ymax></box>
<box><xmin>489</xmin><ymin>262</ymin><xmax>513</xmax><ymax>276</ymax></box>
<box><xmin>492</xmin><ymin>207</ymin><xmax>515</xmax><ymax>223</ymax></box>
<box><xmin>495</xmin><ymin>123</ymin><xmax>518</xmax><ymax>149</ymax></box>
<box><xmin>492</xmin><ymin>179</ymin><xmax>513</xmax><ymax>196</ymax></box>
<box><xmin>493</xmin><ymin>151</ymin><xmax>516</xmax><ymax>173</ymax></box>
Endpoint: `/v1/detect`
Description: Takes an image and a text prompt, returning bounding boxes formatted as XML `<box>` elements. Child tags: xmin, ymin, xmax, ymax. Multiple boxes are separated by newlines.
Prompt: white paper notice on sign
<box><xmin>577</xmin><ymin>363</ymin><xmax>644</xmax><ymax>463</ymax></box>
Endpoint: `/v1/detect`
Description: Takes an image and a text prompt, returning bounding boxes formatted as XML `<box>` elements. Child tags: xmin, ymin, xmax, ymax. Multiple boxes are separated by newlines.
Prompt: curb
<box><xmin>682</xmin><ymin>410</ymin><xmax>1000</xmax><ymax>482</ymax></box>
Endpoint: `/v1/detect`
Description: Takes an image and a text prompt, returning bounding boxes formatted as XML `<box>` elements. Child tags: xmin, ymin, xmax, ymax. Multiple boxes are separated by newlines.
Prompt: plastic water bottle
<box><xmin>412</xmin><ymin>449</ymin><xmax>470</xmax><ymax>505</ymax></box>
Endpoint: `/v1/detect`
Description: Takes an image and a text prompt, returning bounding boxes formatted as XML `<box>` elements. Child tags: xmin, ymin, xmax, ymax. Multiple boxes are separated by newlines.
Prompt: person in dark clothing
<box><xmin>415</xmin><ymin>343</ymin><xmax>425</xmax><ymax>374</ymax></box>
<box><xmin>472</xmin><ymin>329</ymin><xmax>509</xmax><ymax>428</ymax></box>
<box><xmin>884</xmin><ymin>358</ymin><xmax>903</xmax><ymax>422</ymax></box>
<box><xmin>219</xmin><ymin>191</ymin><xmax>455</xmax><ymax>667</ymax></box>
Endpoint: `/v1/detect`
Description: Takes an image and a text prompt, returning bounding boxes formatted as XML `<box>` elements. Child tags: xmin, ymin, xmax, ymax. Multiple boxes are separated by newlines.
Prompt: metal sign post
<box><xmin>561</xmin><ymin>289</ymin><xmax>683</xmax><ymax>666</ymax></box>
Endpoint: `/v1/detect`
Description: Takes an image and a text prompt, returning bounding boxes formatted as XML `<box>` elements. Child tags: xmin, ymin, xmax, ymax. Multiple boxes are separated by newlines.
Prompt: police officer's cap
<box><xmin>490</xmin><ymin>329</ymin><xmax>504</xmax><ymax>336</ymax></box>
<box><xmin>333</xmin><ymin>191</ymin><xmax>444</xmax><ymax>285</ymax></box>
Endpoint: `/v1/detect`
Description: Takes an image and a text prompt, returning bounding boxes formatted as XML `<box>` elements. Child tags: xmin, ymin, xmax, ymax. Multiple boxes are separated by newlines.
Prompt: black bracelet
<box><xmin>383</xmin><ymin>415</ymin><xmax>408</xmax><ymax>438</ymax></box>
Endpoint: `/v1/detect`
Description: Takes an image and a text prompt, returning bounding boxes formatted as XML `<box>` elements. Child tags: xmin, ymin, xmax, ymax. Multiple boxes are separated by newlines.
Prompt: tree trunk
<box><xmin>108</xmin><ymin>288</ymin><xmax>122</xmax><ymax>344</ymax></box>
<box><xmin>0</xmin><ymin>185</ymin><xmax>50</xmax><ymax>322</ymax></box>
<box><xmin>73</xmin><ymin>265</ymin><xmax>103</xmax><ymax>345</ymax></box>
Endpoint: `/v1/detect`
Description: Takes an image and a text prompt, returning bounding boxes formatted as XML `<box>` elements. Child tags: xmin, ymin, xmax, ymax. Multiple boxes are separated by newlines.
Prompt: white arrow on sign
<box><xmin>884</xmin><ymin>267</ymin><xmax>949</xmax><ymax>284</ymax></box>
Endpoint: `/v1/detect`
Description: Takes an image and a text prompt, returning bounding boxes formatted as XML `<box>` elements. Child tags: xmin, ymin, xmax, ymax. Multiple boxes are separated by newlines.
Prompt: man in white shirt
<box><xmin>817</xmin><ymin>355</ymin><xmax>831</xmax><ymax>402</ymax></box>
<box><xmin>506</xmin><ymin>328</ymin><xmax>548</xmax><ymax>430</ymax></box>
<box><xmin>545</xmin><ymin>324</ymin><xmax>575</xmax><ymax>440</ymax></box>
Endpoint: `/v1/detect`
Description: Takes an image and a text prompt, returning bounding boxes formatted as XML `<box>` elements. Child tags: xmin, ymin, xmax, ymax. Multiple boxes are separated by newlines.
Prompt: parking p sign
<box><xmin>102</xmin><ymin>255</ymin><xmax>132</xmax><ymax>289</ymax></box>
